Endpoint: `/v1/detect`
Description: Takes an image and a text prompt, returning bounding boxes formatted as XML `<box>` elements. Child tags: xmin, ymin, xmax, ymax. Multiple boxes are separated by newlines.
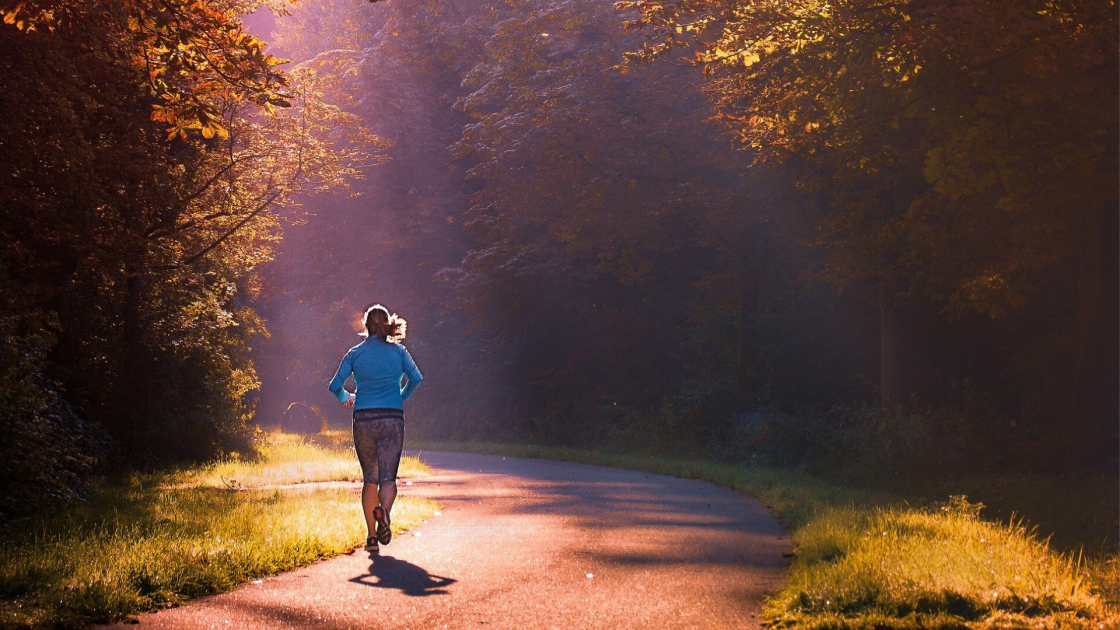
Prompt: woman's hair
<box><xmin>362</xmin><ymin>304</ymin><xmax>407</xmax><ymax>342</ymax></box>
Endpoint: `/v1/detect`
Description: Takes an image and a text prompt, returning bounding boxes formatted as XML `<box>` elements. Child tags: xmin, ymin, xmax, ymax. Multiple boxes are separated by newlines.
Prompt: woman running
<box><xmin>328</xmin><ymin>304</ymin><xmax>423</xmax><ymax>553</ymax></box>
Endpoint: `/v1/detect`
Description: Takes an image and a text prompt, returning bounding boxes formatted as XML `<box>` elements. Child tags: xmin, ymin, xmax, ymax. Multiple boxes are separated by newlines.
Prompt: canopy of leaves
<box><xmin>2</xmin><ymin>0</ymin><xmax>292</xmax><ymax>138</ymax></box>
<box><xmin>621</xmin><ymin>0</ymin><xmax>1118</xmax><ymax>318</ymax></box>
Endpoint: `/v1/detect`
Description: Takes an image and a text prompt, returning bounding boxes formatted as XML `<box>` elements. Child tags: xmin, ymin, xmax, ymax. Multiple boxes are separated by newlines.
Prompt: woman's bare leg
<box><xmin>361</xmin><ymin>481</ymin><xmax>379</xmax><ymax>538</ymax></box>
<box><xmin>378</xmin><ymin>480</ymin><xmax>397</xmax><ymax>516</ymax></box>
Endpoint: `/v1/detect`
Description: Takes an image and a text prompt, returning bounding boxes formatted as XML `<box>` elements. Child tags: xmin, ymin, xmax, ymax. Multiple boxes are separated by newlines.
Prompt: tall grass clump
<box><xmin>767</xmin><ymin>497</ymin><xmax>1107</xmax><ymax>629</ymax></box>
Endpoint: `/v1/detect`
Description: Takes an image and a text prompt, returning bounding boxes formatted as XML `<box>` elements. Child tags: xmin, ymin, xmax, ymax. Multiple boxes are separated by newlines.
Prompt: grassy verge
<box><xmin>0</xmin><ymin>433</ymin><xmax>438</xmax><ymax>629</ymax></box>
<box><xmin>171</xmin><ymin>429</ymin><xmax>428</xmax><ymax>488</ymax></box>
<box><xmin>410</xmin><ymin>440</ymin><xmax>1118</xmax><ymax>629</ymax></box>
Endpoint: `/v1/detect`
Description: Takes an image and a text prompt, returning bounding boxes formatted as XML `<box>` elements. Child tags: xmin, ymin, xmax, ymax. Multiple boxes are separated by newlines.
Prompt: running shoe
<box><xmin>373</xmin><ymin>506</ymin><xmax>392</xmax><ymax>545</ymax></box>
<box><xmin>364</xmin><ymin>535</ymin><xmax>379</xmax><ymax>553</ymax></box>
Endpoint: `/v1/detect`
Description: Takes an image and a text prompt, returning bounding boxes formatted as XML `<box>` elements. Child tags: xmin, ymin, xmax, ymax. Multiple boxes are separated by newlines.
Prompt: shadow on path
<box><xmin>349</xmin><ymin>554</ymin><xmax>457</xmax><ymax>596</ymax></box>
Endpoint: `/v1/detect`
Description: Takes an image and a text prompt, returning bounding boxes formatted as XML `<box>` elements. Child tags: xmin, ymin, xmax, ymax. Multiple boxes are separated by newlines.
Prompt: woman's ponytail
<box><xmin>362</xmin><ymin>304</ymin><xmax>407</xmax><ymax>342</ymax></box>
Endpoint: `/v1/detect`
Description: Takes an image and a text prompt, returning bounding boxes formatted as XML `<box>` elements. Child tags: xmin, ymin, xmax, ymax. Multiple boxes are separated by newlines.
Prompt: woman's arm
<box><xmin>327</xmin><ymin>350</ymin><xmax>355</xmax><ymax>403</ymax></box>
<box><xmin>399</xmin><ymin>345</ymin><xmax>423</xmax><ymax>402</ymax></box>
<box><xmin>400</xmin><ymin>371</ymin><xmax>423</xmax><ymax>401</ymax></box>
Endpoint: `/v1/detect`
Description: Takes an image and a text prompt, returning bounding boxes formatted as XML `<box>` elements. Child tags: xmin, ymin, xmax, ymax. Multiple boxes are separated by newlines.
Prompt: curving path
<box><xmin>111</xmin><ymin>452</ymin><xmax>790</xmax><ymax>629</ymax></box>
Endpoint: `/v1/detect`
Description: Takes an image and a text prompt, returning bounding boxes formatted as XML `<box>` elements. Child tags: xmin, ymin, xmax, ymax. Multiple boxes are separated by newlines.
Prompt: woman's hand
<box><xmin>343</xmin><ymin>393</ymin><xmax>355</xmax><ymax>408</ymax></box>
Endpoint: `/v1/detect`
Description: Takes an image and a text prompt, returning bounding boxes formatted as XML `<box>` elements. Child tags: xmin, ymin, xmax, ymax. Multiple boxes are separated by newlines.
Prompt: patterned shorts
<box><xmin>352</xmin><ymin>408</ymin><xmax>405</xmax><ymax>485</ymax></box>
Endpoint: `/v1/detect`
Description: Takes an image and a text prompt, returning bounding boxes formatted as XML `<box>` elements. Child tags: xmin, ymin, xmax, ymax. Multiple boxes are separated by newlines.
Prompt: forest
<box><xmin>1</xmin><ymin>0</ymin><xmax>1116</xmax><ymax>515</ymax></box>
<box><xmin>255</xmin><ymin>0</ymin><xmax>1119</xmax><ymax>488</ymax></box>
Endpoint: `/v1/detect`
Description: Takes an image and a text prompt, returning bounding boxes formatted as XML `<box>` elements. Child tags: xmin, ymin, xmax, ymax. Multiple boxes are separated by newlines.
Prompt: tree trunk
<box><xmin>879</xmin><ymin>282</ymin><xmax>903</xmax><ymax>408</ymax></box>
<box><xmin>118</xmin><ymin>267</ymin><xmax>148</xmax><ymax>452</ymax></box>
<box><xmin>1072</xmin><ymin>199</ymin><xmax>1119</xmax><ymax>468</ymax></box>
<box><xmin>736</xmin><ymin>272</ymin><xmax>760</xmax><ymax>403</ymax></box>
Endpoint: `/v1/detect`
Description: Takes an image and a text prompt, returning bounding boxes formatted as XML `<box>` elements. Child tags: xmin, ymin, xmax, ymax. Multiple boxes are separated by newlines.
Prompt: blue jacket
<box><xmin>328</xmin><ymin>337</ymin><xmax>423</xmax><ymax>410</ymax></box>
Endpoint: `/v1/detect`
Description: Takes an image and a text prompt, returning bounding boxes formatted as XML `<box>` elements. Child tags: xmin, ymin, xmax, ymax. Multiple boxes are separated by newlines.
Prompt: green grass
<box><xmin>171</xmin><ymin>429</ymin><xmax>429</xmax><ymax>488</ymax></box>
<box><xmin>768</xmin><ymin>501</ymin><xmax>1103</xmax><ymax>629</ymax></box>
<box><xmin>411</xmin><ymin>440</ymin><xmax>1118</xmax><ymax>629</ymax></box>
<box><xmin>0</xmin><ymin>433</ymin><xmax>439</xmax><ymax>629</ymax></box>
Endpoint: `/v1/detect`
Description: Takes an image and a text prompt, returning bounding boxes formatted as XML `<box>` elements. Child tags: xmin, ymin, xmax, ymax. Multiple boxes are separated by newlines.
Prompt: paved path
<box><xmin>112</xmin><ymin>452</ymin><xmax>790</xmax><ymax>629</ymax></box>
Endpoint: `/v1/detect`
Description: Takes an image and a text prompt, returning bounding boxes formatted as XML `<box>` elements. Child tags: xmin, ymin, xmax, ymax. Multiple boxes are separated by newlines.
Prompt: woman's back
<box><xmin>329</xmin><ymin>336</ymin><xmax>422</xmax><ymax>410</ymax></box>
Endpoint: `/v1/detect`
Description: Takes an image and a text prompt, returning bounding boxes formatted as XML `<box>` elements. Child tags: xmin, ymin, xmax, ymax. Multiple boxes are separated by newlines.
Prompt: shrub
<box><xmin>734</xmin><ymin>399</ymin><xmax>1026</xmax><ymax>479</ymax></box>
<box><xmin>0</xmin><ymin>315</ymin><xmax>108</xmax><ymax>519</ymax></box>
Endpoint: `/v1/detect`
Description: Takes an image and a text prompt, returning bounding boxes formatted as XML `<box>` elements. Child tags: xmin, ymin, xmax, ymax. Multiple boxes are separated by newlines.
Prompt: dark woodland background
<box><xmin>1</xmin><ymin>0</ymin><xmax>1116</xmax><ymax>518</ymax></box>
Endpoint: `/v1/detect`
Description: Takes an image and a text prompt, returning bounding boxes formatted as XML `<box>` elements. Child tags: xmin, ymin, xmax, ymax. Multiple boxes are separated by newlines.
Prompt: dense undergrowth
<box><xmin>0</xmin><ymin>434</ymin><xmax>436</xmax><ymax>629</ymax></box>
<box><xmin>411</xmin><ymin>441</ymin><xmax>1118</xmax><ymax>629</ymax></box>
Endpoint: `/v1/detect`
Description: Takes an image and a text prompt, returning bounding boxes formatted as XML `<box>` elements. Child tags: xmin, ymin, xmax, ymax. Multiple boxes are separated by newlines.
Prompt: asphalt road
<box><xmin>110</xmin><ymin>452</ymin><xmax>790</xmax><ymax>630</ymax></box>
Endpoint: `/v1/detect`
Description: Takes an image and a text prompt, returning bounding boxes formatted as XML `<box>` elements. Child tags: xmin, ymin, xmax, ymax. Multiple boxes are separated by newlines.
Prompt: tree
<box><xmin>622</xmin><ymin>0</ymin><xmax>1118</xmax><ymax>463</ymax></box>
<box><xmin>0</xmin><ymin>0</ymin><xmax>386</xmax><ymax>466</ymax></box>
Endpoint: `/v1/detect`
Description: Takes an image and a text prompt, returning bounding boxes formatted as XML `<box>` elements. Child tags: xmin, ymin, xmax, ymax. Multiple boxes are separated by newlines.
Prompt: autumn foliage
<box><xmin>2</xmin><ymin>0</ymin><xmax>291</xmax><ymax>138</ymax></box>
